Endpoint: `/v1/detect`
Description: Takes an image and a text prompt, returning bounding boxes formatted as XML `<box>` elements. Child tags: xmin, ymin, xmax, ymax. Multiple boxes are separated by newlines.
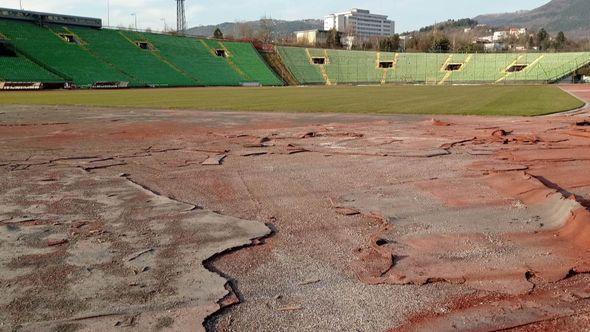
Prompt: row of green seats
<box><xmin>68</xmin><ymin>27</ymin><xmax>195</xmax><ymax>87</ymax></box>
<box><xmin>0</xmin><ymin>19</ymin><xmax>131</xmax><ymax>86</ymax></box>
<box><xmin>278</xmin><ymin>46</ymin><xmax>590</xmax><ymax>85</ymax></box>
<box><xmin>129</xmin><ymin>32</ymin><xmax>243</xmax><ymax>86</ymax></box>
<box><xmin>507</xmin><ymin>52</ymin><xmax>590</xmax><ymax>82</ymax></box>
<box><xmin>221</xmin><ymin>41</ymin><xmax>283</xmax><ymax>85</ymax></box>
<box><xmin>277</xmin><ymin>46</ymin><xmax>325</xmax><ymax>84</ymax></box>
<box><xmin>0</xmin><ymin>18</ymin><xmax>283</xmax><ymax>87</ymax></box>
<box><xmin>0</xmin><ymin>51</ymin><xmax>63</xmax><ymax>82</ymax></box>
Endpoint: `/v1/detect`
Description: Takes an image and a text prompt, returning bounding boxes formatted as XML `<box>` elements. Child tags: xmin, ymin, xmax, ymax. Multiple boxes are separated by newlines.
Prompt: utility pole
<box><xmin>176</xmin><ymin>0</ymin><xmax>187</xmax><ymax>33</ymax></box>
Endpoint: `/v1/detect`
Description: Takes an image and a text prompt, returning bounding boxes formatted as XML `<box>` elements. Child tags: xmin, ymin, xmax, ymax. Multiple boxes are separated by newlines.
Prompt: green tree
<box><xmin>457</xmin><ymin>41</ymin><xmax>484</xmax><ymax>53</ymax></box>
<box><xmin>537</xmin><ymin>28</ymin><xmax>549</xmax><ymax>50</ymax></box>
<box><xmin>527</xmin><ymin>35</ymin><xmax>535</xmax><ymax>49</ymax></box>
<box><xmin>431</xmin><ymin>35</ymin><xmax>451</xmax><ymax>53</ymax></box>
<box><xmin>213</xmin><ymin>28</ymin><xmax>224</xmax><ymax>39</ymax></box>
<box><xmin>555</xmin><ymin>31</ymin><xmax>567</xmax><ymax>50</ymax></box>
<box><xmin>378</xmin><ymin>34</ymin><xmax>401</xmax><ymax>52</ymax></box>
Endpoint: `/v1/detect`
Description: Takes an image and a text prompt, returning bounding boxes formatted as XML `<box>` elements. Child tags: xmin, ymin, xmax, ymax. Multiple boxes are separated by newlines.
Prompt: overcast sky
<box><xmin>0</xmin><ymin>0</ymin><xmax>549</xmax><ymax>32</ymax></box>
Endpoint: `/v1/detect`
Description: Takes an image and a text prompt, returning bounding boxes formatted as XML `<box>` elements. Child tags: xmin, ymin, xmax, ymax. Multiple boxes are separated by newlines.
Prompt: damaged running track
<box><xmin>1</xmin><ymin>86</ymin><xmax>590</xmax><ymax>331</ymax></box>
<box><xmin>0</xmin><ymin>158</ymin><xmax>270</xmax><ymax>330</ymax></box>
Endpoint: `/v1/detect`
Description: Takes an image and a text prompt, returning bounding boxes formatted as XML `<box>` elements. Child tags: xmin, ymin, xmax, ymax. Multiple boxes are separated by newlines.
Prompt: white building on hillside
<box><xmin>510</xmin><ymin>28</ymin><xmax>528</xmax><ymax>36</ymax></box>
<box><xmin>294</xmin><ymin>29</ymin><xmax>329</xmax><ymax>46</ymax></box>
<box><xmin>492</xmin><ymin>28</ymin><xmax>527</xmax><ymax>42</ymax></box>
<box><xmin>493</xmin><ymin>31</ymin><xmax>509</xmax><ymax>42</ymax></box>
<box><xmin>324</xmin><ymin>8</ymin><xmax>395</xmax><ymax>38</ymax></box>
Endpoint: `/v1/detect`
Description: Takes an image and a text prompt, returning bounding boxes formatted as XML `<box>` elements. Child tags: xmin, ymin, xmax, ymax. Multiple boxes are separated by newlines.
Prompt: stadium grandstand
<box><xmin>277</xmin><ymin>46</ymin><xmax>590</xmax><ymax>85</ymax></box>
<box><xmin>0</xmin><ymin>8</ymin><xmax>282</xmax><ymax>89</ymax></box>
<box><xmin>1</xmin><ymin>8</ymin><xmax>590</xmax><ymax>90</ymax></box>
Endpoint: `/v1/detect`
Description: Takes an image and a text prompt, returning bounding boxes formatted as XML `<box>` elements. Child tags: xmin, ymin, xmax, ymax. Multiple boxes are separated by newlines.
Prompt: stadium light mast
<box><xmin>131</xmin><ymin>13</ymin><xmax>137</xmax><ymax>30</ymax></box>
<box><xmin>176</xmin><ymin>0</ymin><xmax>187</xmax><ymax>33</ymax></box>
<box><xmin>161</xmin><ymin>18</ymin><xmax>168</xmax><ymax>32</ymax></box>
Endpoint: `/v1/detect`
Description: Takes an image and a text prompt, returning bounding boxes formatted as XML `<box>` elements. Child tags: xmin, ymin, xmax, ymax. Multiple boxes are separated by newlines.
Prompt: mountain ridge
<box><xmin>475</xmin><ymin>0</ymin><xmax>590</xmax><ymax>38</ymax></box>
<box><xmin>186</xmin><ymin>19</ymin><xmax>323</xmax><ymax>38</ymax></box>
<box><xmin>187</xmin><ymin>1</ymin><xmax>590</xmax><ymax>40</ymax></box>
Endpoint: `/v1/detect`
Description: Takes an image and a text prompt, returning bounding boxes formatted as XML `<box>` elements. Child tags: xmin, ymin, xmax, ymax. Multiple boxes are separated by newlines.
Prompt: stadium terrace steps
<box><xmin>0</xmin><ymin>19</ymin><xmax>131</xmax><ymax>86</ymax></box>
<box><xmin>119</xmin><ymin>30</ymin><xmax>199</xmax><ymax>84</ymax></box>
<box><xmin>221</xmin><ymin>41</ymin><xmax>284</xmax><ymax>86</ymax></box>
<box><xmin>449</xmin><ymin>53</ymin><xmax>520</xmax><ymax>83</ymax></box>
<box><xmin>131</xmin><ymin>33</ymin><xmax>244</xmax><ymax>86</ymax></box>
<box><xmin>68</xmin><ymin>27</ymin><xmax>196</xmax><ymax>87</ymax></box>
<box><xmin>391</xmin><ymin>53</ymin><xmax>449</xmax><ymax>83</ymax></box>
<box><xmin>0</xmin><ymin>49</ymin><xmax>63</xmax><ymax>83</ymax></box>
<box><xmin>2</xmin><ymin>14</ymin><xmax>589</xmax><ymax>89</ymax></box>
<box><xmin>277</xmin><ymin>46</ymin><xmax>325</xmax><ymax>84</ymax></box>
<box><xmin>0</xmin><ymin>18</ymin><xmax>283</xmax><ymax>88</ymax></box>
<box><xmin>122</xmin><ymin>32</ymin><xmax>282</xmax><ymax>86</ymax></box>
<box><xmin>504</xmin><ymin>52</ymin><xmax>590</xmax><ymax>83</ymax></box>
<box><xmin>261</xmin><ymin>49</ymin><xmax>299</xmax><ymax>86</ymax></box>
<box><xmin>277</xmin><ymin>46</ymin><xmax>590</xmax><ymax>85</ymax></box>
<box><xmin>200</xmin><ymin>39</ymin><xmax>251</xmax><ymax>81</ymax></box>
<box><xmin>322</xmin><ymin>49</ymin><xmax>383</xmax><ymax>84</ymax></box>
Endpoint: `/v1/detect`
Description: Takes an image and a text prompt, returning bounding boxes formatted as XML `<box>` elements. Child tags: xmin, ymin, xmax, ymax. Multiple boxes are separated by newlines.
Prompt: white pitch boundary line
<box><xmin>544</xmin><ymin>86</ymin><xmax>590</xmax><ymax>117</ymax></box>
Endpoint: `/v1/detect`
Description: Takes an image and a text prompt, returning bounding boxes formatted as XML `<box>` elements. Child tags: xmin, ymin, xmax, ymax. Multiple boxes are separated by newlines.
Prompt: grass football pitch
<box><xmin>0</xmin><ymin>85</ymin><xmax>583</xmax><ymax>116</ymax></box>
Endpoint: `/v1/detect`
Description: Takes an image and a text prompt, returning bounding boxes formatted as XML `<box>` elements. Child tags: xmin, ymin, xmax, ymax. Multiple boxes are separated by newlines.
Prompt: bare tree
<box><xmin>325</xmin><ymin>29</ymin><xmax>343</xmax><ymax>49</ymax></box>
<box><xmin>236</xmin><ymin>21</ymin><xmax>254</xmax><ymax>39</ymax></box>
<box><xmin>257</xmin><ymin>16</ymin><xmax>273</xmax><ymax>43</ymax></box>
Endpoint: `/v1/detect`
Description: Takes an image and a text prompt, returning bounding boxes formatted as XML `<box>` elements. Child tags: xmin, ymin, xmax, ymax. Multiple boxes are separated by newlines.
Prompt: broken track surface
<box><xmin>0</xmin><ymin>109</ymin><xmax>271</xmax><ymax>330</ymax></box>
<box><xmin>1</xmin><ymin>88</ymin><xmax>590</xmax><ymax>331</ymax></box>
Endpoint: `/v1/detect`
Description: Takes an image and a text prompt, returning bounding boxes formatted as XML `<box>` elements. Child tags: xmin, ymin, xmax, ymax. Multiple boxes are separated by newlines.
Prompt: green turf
<box><xmin>0</xmin><ymin>85</ymin><xmax>583</xmax><ymax>116</ymax></box>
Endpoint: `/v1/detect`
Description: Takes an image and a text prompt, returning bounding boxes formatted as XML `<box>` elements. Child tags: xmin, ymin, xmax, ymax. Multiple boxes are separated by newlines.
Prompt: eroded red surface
<box><xmin>1</xmin><ymin>86</ymin><xmax>590</xmax><ymax>331</ymax></box>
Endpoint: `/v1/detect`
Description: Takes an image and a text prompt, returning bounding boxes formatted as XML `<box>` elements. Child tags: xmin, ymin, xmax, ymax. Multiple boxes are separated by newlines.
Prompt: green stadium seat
<box><xmin>0</xmin><ymin>43</ymin><xmax>62</xmax><ymax>83</ymax></box>
<box><xmin>0</xmin><ymin>19</ymin><xmax>131</xmax><ymax>87</ymax></box>
<box><xmin>277</xmin><ymin>46</ymin><xmax>590</xmax><ymax>85</ymax></box>
<box><xmin>124</xmin><ymin>32</ymin><xmax>244</xmax><ymax>86</ymax></box>
<box><xmin>277</xmin><ymin>46</ymin><xmax>325</xmax><ymax>84</ymax></box>
<box><xmin>221</xmin><ymin>41</ymin><xmax>283</xmax><ymax>85</ymax></box>
<box><xmin>1</xmin><ymin>17</ymin><xmax>589</xmax><ymax>88</ymax></box>
<box><xmin>67</xmin><ymin>27</ymin><xmax>196</xmax><ymax>87</ymax></box>
<box><xmin>506</xmin><ymin>52</ymin><xmax>590</xmax><ymax>83</ymax></box>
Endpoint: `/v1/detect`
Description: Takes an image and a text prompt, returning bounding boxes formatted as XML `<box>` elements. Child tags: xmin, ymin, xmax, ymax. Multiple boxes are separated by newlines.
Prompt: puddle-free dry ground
<box><xmin>1</xmin><ymin>85</ymin><xmax>590</xmax><ymax>331</ymax></box>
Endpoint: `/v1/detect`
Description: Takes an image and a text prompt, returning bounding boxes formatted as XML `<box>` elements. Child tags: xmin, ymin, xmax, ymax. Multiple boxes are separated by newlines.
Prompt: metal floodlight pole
<box><xmin>161</xmin><ymin>18</ymin><xmax>167</xmax><ymax>32</ymax></box>
<box><xmin>176</xmin><ymin>0</ymin><xmax>187</xmax><ymax>33</ymax></box>
<box><xmin>131</xmin><ymin>13</ymin><xmax>137</xmax><ymax>30</ymax></box>
<box><xmin>19</xmin><ymin>0</ymin><xmax>23</xmax><ymax>10</ymax></box>
<box><xmin>106</xmin><ymin>0</ymin><xmax>110</xmax><ymax>27</ymax></box>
